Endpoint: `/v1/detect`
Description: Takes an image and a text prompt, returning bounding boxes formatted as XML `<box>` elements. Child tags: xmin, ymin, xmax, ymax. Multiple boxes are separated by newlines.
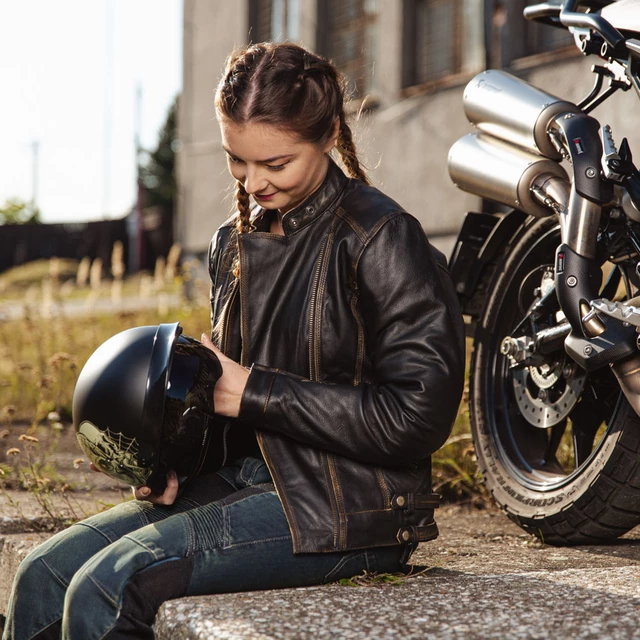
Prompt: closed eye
<box><xmin>267</xmin><ymin>162</ymin><xmax>288</xmax><ymax>171</ymax></box>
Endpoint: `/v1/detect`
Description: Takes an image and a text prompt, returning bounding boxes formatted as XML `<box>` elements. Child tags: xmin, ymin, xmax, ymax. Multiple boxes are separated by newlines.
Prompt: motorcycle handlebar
<box><xmin>524</xmin><ymin>0</ymin><xmax>625</xmax><ymax>53</ymax></box>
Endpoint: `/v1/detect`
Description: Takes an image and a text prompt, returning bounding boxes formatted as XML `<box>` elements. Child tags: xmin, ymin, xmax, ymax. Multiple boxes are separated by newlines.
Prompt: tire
<box><xmin>471</xmin><ymin>215</ymin><xmax>640</xmax><ymax>544</ymax></box>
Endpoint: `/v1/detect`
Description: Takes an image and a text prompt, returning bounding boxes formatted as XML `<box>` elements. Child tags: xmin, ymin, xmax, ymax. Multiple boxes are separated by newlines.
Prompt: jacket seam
<box><xmin>262</xmin><ymin>369</ymin><xmax>278</xmax><ymax>418</ymax></box>
<box><xmin>335</xmin><ymin>206</ymin><xmax>368</xmax><ymax>244</ymax></box>
<box><xmin>256</xmin><ymin>432</ymin><xmax>302</xmax><ymax>551</ymax></box>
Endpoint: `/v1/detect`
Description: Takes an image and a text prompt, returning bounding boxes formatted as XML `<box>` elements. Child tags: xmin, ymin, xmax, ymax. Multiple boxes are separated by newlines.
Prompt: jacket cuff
<box><xmin>238</xmin><ymin>364</ymin><xmax>279</xmax><ymax>426</ymax></box>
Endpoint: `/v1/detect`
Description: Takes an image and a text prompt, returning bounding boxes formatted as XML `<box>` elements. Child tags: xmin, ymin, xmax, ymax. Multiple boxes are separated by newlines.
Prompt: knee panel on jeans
<box><xmin>184</xmin><ymin>502</ymin><xmax>225</xmax><ymax>552</ymax></box>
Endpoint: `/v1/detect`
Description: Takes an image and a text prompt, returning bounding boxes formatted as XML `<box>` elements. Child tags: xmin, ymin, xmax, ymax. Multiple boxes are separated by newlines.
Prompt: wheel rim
<box><xmin>486</xmin><ymin>224</ymin><xmax>625</xmax><ymax>492</ymax></box>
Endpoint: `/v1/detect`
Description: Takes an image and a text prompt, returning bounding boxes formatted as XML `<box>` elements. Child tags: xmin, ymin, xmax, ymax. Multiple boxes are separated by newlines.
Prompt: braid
<box><xmin>336</xmin><ymin>112</ymin><xmax>370</xmax><ymax>185</ymax></box>
<box><xmin>235</xmin><ymin>181</ymin><xmax>252</xmax><ymax>234</ymax></box>
<box><xmin>232</xmin><ymin>181</ymin><xmax>252</xmax><ymax>278</ymax></box>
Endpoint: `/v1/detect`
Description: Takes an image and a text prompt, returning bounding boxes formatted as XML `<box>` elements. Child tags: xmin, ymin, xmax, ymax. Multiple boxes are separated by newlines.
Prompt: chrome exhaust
<box><xmin>463</xmin><ymin>70</ymin><xmax>580</xmax><ymax>159</ymax></box>
<box><xmin>448</xmin><ymin>132</ymin><xmax>570</xmax><ymax>218</ymax></box>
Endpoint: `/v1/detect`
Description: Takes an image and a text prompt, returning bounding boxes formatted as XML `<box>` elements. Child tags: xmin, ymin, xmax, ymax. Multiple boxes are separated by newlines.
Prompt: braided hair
<box><xmin>215</xmin><ymin>42</ymin><xmax>369</xmax><ymax>291</ymax></box>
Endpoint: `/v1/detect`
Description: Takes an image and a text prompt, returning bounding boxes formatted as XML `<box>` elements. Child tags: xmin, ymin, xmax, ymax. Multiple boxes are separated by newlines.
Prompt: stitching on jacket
<box><xmin>335</xmin><ymin>206</ymin><xmax>368</xmax><ymax>244</ymax></box>
<box><xmin>262</xmin><ymin>369</ymin><xmax>278</xmax><ymax>418</ymax></box>
<box><xmin>256</xmin><ymin>433</ymin><xmax>302</xmax><ymax>550</ymax></box>
<box><xmin>321</xmin><ymin>453</ymin><xmax>340</xmax><ymax>548</ymax></box>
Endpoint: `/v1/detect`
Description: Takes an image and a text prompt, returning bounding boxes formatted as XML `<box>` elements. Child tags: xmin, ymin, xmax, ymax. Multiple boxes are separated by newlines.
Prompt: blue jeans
<box><xmin>3</xmin><ymin>458</ymin><xmax>414</xmax><ymax>639</ymax></box>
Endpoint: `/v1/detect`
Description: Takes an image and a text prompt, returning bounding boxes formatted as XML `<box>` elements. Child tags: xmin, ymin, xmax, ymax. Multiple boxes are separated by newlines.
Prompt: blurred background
<box><xmin>3</xmin><ymin>0</ymin><xmax>640</xmax><ymax>509</ymax></box>
<box><xmin>2</xmin><ymin>0</ymin><xmax>639</xmax><ymax>276</ymax></box>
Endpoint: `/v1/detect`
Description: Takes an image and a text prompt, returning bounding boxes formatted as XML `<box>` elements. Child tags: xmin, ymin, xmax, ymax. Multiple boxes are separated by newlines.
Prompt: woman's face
<box><xmin>220</xmin><ymin>119</ymin><xmax>336</xmax><ymax>214</ymax></box>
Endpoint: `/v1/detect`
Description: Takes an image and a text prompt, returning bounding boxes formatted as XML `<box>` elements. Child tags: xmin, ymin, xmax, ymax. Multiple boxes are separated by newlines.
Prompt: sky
<box><xmin>0</xmin><ymin>0</ymin><xmax>182</xmax><ymax>223</ymax></box>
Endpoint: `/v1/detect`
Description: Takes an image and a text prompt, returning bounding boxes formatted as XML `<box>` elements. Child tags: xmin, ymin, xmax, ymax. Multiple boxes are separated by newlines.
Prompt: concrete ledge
<box><xmin>154</xmin><ymin>566</ymin><xmax>640</xmax><ymax>640</ymax></box>
<box><xmin>1</xmin><ymin>505</ymin><xmax>639</xmax><ymax>638</ymax></box>
<box><xmin>0</xmin><ymin>532</ymin><xmax>52</xmax><ymax>618</ymax></box>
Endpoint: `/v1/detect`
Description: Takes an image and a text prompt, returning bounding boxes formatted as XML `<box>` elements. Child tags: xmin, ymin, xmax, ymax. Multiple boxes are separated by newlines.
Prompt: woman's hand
<box><xmin>201</xmin><ymin>333</ymin><xmax>250</xmax><ymax>418</ymax></box>
<box><xmin>91</xmin><ymin>463</ymin><xmax>180</xmax><ymax>506</ymax></box>
<box><xmin>132</xmin><ymin>470</ymin><xmax>180</xmax><ymax>505</ymax></box>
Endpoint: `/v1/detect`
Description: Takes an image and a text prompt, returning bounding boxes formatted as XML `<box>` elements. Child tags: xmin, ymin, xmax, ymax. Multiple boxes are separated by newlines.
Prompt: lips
<box><xmin>255</xmin><ymin>192</ymin><xmax>278</xmax><ymax>201</ymax></box>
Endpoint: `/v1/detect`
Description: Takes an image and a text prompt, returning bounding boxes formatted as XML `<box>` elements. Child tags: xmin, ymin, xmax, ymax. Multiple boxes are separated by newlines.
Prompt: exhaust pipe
<box><xmin>463</xmin><ymin>70</ymin><xmax>581</xmax><ymax>160</ymax></box>
<box><xmin>448</xmin><ymin>132</ymin><xmax>570</xmax><ymax>218</ymax></box>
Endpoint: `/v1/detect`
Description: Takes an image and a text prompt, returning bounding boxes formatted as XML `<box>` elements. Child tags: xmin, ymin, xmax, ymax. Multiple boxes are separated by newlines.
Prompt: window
<box><xmin>402</xmin><ymin>0</ymin><xmax>483</xmax><ymax>89</ymax></box>
<box><xmin>248</xmin><ymin>0</ymin><xmax>300</xmax><ymax>43</ymax></box>
<box><xmin>520</xmin><ymin>1</ymin><xmax>574</xmax><ymax>58</ymax></box>
<box><xmin>492</xmin><ymin>1</ymin><xmax>575</xmax><ymax>67</ymax></box>
<box><xmin>317</xmin><ymin>0</ymin><xmax>379</xmax><ymax>97</ymax></box>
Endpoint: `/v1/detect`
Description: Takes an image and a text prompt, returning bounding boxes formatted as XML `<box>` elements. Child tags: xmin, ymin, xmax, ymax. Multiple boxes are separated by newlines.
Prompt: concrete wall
<box><xmin>177</xmin><ymin>1</ymin><xmax>640</xmax><ymax>259</ymax></box>
<box><xmin>176</xmin><ymin>0</ymin><xmax>248</xmax><ymax>255</ymax></box>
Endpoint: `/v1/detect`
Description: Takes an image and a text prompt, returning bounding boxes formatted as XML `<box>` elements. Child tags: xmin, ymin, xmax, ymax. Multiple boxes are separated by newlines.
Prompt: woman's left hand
<box><xmin>132</xmin><ymin>470</ymin><xmax>180</xmax><ymax>505</ymax></box>
<box><xmin>201</xmin><ymin>333</ymin><xmax>250</xmax><ymax>418</ymax></box>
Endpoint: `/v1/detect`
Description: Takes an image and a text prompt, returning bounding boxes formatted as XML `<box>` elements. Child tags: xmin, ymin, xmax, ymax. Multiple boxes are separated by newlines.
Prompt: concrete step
<box><xmin>1</xmin><ymin>503</ymin><xmax>639</xmax><ymax>638</ymax></box>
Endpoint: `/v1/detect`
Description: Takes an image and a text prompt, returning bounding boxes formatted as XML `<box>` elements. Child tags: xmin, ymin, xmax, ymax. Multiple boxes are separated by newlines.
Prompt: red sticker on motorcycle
<box><xmin>573</xmin><ymin>138</ymin><xmax>585</xmax><ymax>154</ymax></box>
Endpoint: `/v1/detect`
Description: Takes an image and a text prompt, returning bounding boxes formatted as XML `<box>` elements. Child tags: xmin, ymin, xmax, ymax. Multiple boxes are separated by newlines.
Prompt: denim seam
<box><xmin>364</xmin><ymin>549</ymin><xmax>378</xmax><ymax>574</ymax></box>
<box><xmin>238</xmin><ymin>459</ymin><xmax>249</xmax><ymax>485</ymax></box>
<box><xmin>122</xmin><ymin>535</ymin><xmax>163</xmax><ymax>561</ymax></box>
<box><xmin>222</xmin><ymin>503</ymin><xmax>230</xmax><ymax>548</ymax></box>
<box><xmin>221</xmin><ymin>488</ymin><xmax>275</xmax><ymax>508</ymax></box>
<box><xmin>184</xmin><ymin>513</ymin><xmax>196</xmax><ymax>556</ymax></box>
<box><xmin>29</xmin><ymin>616</ymin><xmax>64</xmax><ymax>639</ymax></box>
<box><xmin>86</xmin><ymin>572</ymin><xmax>120</xmax><ymax>608</ymax></box>
<box><xmin>322</xmin><ymin>551</ymin><xmax>361</xmax><ymax>583</ymax></box>
<box><xmin>40</xmin><ymin>557</ymin><xmax>70</xmax><ymax>590</ymax></box>
<box><xmin>223</xmin><ymin>534</ymin><xmax>291</xmax><ymax>550</ymax></box>
<box><xmin>76</xmin><ymin>521</ymin><xmax>119</xmax><ymax>544</ymax></box>
<box><xmin>215</xmin><ymin>468</ymin><xmax>239</xmax><ymax>491</ymax></box>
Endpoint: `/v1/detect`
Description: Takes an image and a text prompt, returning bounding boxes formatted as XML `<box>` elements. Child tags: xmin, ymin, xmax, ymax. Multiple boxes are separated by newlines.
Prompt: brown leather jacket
<box><xmin>208</xmin><ymin>160</ymin><xmax>465</xmax><ymax>554</ymax></box>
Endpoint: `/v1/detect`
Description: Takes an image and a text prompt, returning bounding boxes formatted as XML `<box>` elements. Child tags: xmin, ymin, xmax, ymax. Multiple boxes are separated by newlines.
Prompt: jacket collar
<box><xmin>275</xmin><ymin>159</ymin><xmax>348</xmax><ymax>236</ymax></box>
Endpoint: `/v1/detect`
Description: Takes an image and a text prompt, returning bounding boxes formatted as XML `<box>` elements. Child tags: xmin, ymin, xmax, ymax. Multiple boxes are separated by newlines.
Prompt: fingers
<box><xmin>133</xmin><ymin>471</ymin><xmax>179</xmax><ymax>505</ymax></box>
<box><xmin>201</xmin><ymin>333</ymin><xmax>216</xmax><ymax>350</ymax></box>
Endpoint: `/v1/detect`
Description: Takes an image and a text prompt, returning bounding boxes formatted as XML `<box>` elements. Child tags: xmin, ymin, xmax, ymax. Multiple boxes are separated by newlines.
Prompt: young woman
<box><xmin>3</xmin><ymin>42</ymin><xmax>465</xmax><ymax>639</ymax></box>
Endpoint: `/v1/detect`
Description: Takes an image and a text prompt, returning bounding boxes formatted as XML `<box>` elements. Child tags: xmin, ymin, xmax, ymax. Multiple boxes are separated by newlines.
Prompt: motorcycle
<box><xmin>448</xmin><ymin>0</ymin><xmax>640</xmax><ymax>544</ymax></box>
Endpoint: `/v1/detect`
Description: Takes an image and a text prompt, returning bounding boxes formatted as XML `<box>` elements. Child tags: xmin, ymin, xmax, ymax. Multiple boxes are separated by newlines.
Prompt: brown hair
<box><xmin>215</xmin><ymin>42</ymin><xmax>369</xmax><ymax>239</ymax></box>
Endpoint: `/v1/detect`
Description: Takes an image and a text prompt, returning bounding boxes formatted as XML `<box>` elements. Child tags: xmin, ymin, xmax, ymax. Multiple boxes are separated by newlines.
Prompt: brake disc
<box><xmin>512</xmin><ymin>362</ymin><xmax>586</xmax><ymax>428</ymax></box>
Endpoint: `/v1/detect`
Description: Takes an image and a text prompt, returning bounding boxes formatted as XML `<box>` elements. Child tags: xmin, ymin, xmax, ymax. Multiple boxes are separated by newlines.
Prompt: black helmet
<box><xmin>72</xmin><ymin>322</ymin><xmax>224</xmax><ymax>493</ymax></box>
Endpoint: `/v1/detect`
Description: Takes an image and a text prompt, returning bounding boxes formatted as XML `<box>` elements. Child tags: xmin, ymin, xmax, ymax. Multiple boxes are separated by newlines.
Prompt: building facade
<box><xmin>176</xmin><ymin>0</ymin><xmax>640</xmax><ymax>259</ymax></box>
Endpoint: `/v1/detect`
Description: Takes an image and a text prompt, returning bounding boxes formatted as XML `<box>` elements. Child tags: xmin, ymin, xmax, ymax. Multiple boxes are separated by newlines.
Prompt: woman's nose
<box><xmin>243</xmin><ymin>166</ymin><xmax>268</xmax><ymax>195</ymax></box>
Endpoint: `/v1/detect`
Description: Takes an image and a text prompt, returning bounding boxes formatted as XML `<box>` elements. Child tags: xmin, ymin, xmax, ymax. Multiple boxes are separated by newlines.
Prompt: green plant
<box><xmin>338</xmin><ymin>566</ymin><xmax>433</xmax><ymax>587</ymax></box>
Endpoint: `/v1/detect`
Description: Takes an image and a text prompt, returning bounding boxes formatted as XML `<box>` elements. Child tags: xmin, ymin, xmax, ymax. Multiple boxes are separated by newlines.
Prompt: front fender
<box><xmin>449</xmin><ymin>209</ymin><xmax>529</xmax><ymax>335</ymax></box>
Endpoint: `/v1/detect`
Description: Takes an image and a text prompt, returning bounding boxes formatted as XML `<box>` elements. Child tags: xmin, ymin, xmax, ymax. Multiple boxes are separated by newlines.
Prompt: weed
<box><xmin>338</xmin><ymin>566</ymin><xmax>434</xmax><ymax>587</ymax></box>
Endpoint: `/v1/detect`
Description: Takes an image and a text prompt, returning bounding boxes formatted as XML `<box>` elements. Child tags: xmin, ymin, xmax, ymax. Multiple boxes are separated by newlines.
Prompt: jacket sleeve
<box><xmin>237</xmin><ymin>212</ymin><xmax>466</xmax><ymax>467</ymax></box>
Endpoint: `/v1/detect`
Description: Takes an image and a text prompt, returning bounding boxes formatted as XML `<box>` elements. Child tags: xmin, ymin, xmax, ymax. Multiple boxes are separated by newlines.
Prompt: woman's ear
<box><xmin>323</xmin><ymin>118</ymin><xmax>340</xmax><ymax>153</ymax></box>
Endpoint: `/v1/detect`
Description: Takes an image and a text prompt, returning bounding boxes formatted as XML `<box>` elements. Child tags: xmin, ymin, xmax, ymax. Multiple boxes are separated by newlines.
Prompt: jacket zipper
<box><xmin>308</xmin><ymin>237</ymin><xmax>328</xmax><ymax>380</ymax></box>
<box><xmin>327</xmin><ymin>454</ymin><xmax>346</xmax><ymax>549</ymax></box>
<box><xmin>220</xmin><ymin>282</ymin><xmax>239</xmax><ymax>357</ymax></box>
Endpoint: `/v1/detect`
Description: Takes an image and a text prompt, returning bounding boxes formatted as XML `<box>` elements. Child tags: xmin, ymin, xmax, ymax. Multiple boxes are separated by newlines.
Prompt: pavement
<box><xmin>0</xmin><ymin>497</ymin><xmax>638</xmax><ymax>639</ymax></box>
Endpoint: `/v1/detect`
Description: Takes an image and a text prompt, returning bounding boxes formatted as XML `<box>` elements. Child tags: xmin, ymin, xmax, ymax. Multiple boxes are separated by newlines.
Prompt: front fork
<box><xmin>551</xmin><ymin>112</ymin><xmax>638</xmax><ymax>371</ymax></box>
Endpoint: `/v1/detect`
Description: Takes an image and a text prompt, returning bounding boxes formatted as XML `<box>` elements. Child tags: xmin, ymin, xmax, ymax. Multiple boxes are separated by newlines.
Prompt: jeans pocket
<box><xmin>238</xmin><ymin>457</ymin><xmax>272</xmax><ymax>486</ymax></box>
<box><xmin>322</xmin><ymin>551</ymin><xmax>368</xmax><ymax>583</ymax></box>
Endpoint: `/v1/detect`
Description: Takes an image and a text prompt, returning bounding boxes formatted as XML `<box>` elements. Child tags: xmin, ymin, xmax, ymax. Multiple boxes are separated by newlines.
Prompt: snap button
<box><xmin>289</xmin><ymin>218</ymin><xmax>299</xmax><ymax>228</ymax></box>
<box><xmin>394</xmin><ymin>495</ymin><xmax>406</xmax><ymax>508</ymax></box>
<box><xmin>305</xmin><ymin>206</ymin><xmax>314</xmax><ymax>214</ymax></box>
<box><xmin>400</xmin><ymin>529</ymin><xmax>411</xmax><ymax>542</ymax></box>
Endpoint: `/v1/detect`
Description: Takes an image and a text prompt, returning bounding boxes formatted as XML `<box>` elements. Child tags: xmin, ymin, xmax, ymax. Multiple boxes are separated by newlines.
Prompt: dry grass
<box><xmin>0</xmin><ymin>259</ymin><xmax>484</xmax><ymax>518</ymax></box>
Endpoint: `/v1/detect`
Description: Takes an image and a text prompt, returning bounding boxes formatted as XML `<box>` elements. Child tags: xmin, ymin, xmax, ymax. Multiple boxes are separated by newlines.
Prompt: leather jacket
<box><xmin>208</xmin><ymin>160</ymin><xmax>465</xmax><ymax>554</ymax></box>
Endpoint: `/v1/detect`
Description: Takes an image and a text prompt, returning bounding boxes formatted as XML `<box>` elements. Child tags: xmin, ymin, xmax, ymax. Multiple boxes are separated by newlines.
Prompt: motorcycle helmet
<box><xmin>72</xmin><ymin>322</ymin><xmax>224</xmax><ymax>493</ymax></box>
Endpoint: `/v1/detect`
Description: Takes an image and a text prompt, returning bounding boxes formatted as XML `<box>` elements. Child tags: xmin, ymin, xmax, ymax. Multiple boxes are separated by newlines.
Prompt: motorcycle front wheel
<box><xmin>471</xmin><ymin>215</ymin><xmax>640</xmax><ymax>544</ymax></box>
